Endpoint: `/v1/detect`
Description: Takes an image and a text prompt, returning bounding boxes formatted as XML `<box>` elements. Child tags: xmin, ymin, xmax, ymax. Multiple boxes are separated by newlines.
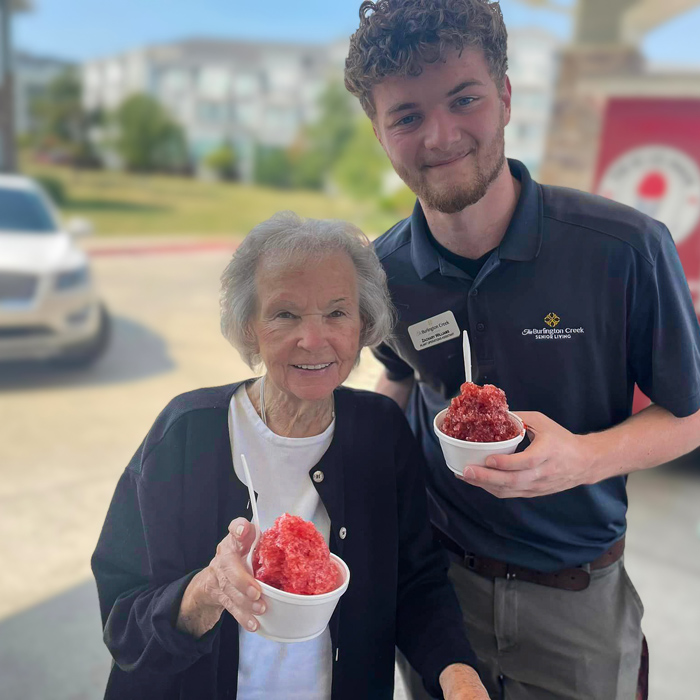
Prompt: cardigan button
<box><xmin>339</xmin><ymin>527</ymin><xmax>347</xmax><ymax>540</ymax></box>
<box><xmin>313</xmin><ymin>470</ymin><xmax>324</xmax><ymax>483</ymax></box>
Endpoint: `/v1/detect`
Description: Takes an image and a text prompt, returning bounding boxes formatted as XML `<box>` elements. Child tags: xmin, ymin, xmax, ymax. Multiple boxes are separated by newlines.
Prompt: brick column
<box><xmin>539</xmin><ymin>46</ymin><xmax>644</xmax><ymax>192</ymax></box>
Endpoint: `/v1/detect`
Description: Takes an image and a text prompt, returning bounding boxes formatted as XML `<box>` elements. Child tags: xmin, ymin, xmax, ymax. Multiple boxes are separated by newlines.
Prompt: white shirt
<box><xmin>230</xmin><ymin>385</ymin><xmax>334</xmax><ymax>700</ymax></box>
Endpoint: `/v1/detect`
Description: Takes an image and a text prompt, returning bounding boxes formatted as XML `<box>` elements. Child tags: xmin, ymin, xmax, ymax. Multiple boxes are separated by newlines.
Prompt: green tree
<box><xmin>290</xmin><ymin>81</ymin><xmax>357</xmax><ymax>190</ymax></box>
<box><xmin>114</xmin><ymin>94</ymin><xmax>189</xmax><ymax>173</ymax></box>
<box><xmin>333</xmin><ymin>118</ymin><xmax>393</xmax><ymax>199</ymax></box>
<box><xmin>30</xmin><ymin>69</ymin><xmax>99</xmax><ymax>166</ymax></box>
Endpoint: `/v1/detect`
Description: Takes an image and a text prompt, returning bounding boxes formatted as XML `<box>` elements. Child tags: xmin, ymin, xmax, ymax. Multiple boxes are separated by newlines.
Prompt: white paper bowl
<box><xmin>251</xmin><ymin>553</ymin><xmax>350</xmax><ymax>643</ymax></box>
<box><xmin>433</xmin><ymin>409</ymin><xmax>526</xmax><ymax>476</ymax></box>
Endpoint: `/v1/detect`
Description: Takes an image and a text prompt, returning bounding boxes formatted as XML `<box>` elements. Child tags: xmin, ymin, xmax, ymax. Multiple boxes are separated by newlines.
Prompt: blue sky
<box><xmin>13</xmin><ymin>0</ymin><xmax>700</xmax><ymax>66</ymax></box>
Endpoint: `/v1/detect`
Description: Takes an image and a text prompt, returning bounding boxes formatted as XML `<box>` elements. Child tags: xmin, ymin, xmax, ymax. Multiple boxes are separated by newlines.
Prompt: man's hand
<box><xmin>439</xmin><ymin>664</ymin><xmax>490</xmax><ymax>699</ymax></box>
<box><xmin>457</xmin><ymin>404</ymin><xmax>700</xmax><ymax>499</ymax></box>
<box><xmin>456</xmin><ymin>411</ymin><xmax>598</xmax><ymax>498</ymax></box>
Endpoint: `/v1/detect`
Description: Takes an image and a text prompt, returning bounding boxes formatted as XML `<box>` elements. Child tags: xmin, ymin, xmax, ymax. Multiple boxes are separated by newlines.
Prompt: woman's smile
<box><xmin>290</xmin><ymin>362</ymin><xmax>334</xmax><ymax>371</ymax></box>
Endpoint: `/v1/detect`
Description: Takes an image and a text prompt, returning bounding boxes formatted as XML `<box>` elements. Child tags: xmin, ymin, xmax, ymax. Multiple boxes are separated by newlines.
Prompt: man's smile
<box><xmin>424</xmin><ymin>151</ymin><xmax>473</xmax><ymax>169</ymax></box>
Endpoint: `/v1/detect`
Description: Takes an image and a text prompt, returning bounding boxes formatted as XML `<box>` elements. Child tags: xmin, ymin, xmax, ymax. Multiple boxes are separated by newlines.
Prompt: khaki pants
<box><xmin>398</xmin><ymin>557</ymin><xmax>644</xmax><ymax>700</ymax></box>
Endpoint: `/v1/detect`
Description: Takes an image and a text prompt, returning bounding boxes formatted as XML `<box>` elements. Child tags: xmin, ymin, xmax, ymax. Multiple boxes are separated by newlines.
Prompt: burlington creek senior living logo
<box><xmin>521</xmin><ymin>313</ymin><xmax>585</xmax><ymax>341</ymax></box>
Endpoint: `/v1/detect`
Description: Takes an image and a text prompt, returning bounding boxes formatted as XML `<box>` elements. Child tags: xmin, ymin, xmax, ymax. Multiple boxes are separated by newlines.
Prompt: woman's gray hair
<box><xmin>220</xmin><ymin>210</ymin><xmax>396</xmax><ymax>369</ymax></box>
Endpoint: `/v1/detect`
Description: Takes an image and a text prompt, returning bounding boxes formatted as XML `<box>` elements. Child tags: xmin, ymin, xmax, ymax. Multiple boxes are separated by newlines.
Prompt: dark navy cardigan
<box><xmin>92</xmin><ymin>381</ymin><xmax>478</xmax><ymax>699</ymax></box>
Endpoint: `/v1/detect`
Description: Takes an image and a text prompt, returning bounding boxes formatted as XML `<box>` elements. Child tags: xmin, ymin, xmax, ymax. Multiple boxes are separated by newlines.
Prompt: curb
<box><xmin>87</xmin><ymin>241</ymin><xmax>238</xmax><ymax>257</ymax></box>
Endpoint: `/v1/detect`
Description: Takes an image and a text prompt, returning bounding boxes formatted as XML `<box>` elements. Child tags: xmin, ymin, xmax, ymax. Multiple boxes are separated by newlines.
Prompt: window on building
<box><xmin>196</xmin><ymin>100</ymin><xmax>229</xmax><ymax>125</ymax></box>
<box><xmin>233</xmin><ymin>73</ymin><xmax>259</xmax><ymax>99</ymax></box>
<box><xmin>199</xmin><ymin>68</ymin><xmax>231</xmax><ymax>99</ymax></box>
<box><xmin>266</xmin><ymin>65</ymin><xmax>298</xmax><ymax>92</ymax></box>
<box><xmin>264</xmin><ymin>106</ymin><xmax>299</xmax><ymax>135</ymax></box>
<box><xmin>236</xmin><ymin>103</ymin><xmax>258</xmax><ymax>128</ymax></box>
<box><xmin>160</xmin><ymin>68</ymin><xmax>190</xmax><ymax>94</ymax></box>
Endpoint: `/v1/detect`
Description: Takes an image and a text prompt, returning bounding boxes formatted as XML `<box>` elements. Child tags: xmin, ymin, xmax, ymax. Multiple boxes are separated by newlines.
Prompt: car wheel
<box><xmin>52</xmin><ymin>304</ymin><xmax>111</xmax><ymax>369</ymax></box>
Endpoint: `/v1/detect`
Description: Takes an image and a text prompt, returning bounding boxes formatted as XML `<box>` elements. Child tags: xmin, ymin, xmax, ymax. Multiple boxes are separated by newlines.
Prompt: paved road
<box><xmin>0</xmin><ymin>241</ymin><xmax>698</xmax><ymax>699</ymax></box>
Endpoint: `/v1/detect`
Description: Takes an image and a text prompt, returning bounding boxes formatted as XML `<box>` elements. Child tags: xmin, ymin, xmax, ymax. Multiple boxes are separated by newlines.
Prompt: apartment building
<box><xmin>504</xmin><ymin>27</ymin><xmax>560</xmax><ymax>178</ymax></box>
<box><xmin>82</xmin><ymin>37</ymin><xmax>347</xmax><ymax>173</ymax></box>
<box><xmin>82</xmin><ymin>29</ymin><xmax>558</xmax><ymax>178</ymax></box>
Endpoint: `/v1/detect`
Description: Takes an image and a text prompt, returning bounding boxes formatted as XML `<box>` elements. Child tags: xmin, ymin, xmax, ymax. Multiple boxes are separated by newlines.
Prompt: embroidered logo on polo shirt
<box><xmin>544</xmin><ymin>312</ymin><xmax>560</xmax><ymax>328</ymax></box>
<box><xmin>521</xmin><ymin>314</ymin><xmax>585</xmax><ymax>341</ymax></box>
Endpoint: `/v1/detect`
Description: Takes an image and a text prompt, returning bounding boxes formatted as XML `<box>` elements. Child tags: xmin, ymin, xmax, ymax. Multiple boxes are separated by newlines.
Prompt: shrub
<box><xmin>34</xmin><ymin>175</ymin><xmax>67</xmax><ymax>206</ymax></box>
<box><xmin>254</xmin><ymin>146</ymin><xmax>292</xmax><ymax>189</ymax></box>
<box><xmin>204</xmin><ymin>142</ymin><xmax>238</xmax><ymax>179</ymax></box>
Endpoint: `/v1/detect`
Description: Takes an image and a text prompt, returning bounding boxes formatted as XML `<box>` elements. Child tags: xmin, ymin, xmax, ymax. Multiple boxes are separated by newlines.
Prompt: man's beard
<box><xmin>393</xmin><ymin>123</ymin><xmax>506</xmax><ymax>214</ymax></box>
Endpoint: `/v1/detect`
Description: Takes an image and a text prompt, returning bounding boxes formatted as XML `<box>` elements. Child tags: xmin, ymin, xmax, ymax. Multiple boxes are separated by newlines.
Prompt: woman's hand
<box><xmin>439</xmin><ymin>664</ymin><xmax>490</xmax><ymax>700</ymax></box>
<box><xmin>177</xmin><ymin>517</ymin><xmax>264</xmax><ymax>637</ymax></box>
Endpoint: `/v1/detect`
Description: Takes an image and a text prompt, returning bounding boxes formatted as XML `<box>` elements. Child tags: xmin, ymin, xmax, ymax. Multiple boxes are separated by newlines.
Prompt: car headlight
<box><xmin>55</xmin><ymin>266</ymin><xmax>90</xmax><ymax>291</ymax></box>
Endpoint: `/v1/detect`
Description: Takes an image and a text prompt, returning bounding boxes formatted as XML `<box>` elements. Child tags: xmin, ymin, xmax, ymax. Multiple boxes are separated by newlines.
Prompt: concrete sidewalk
<box><xmin>0</xmin><ymin>581</ymin><xmax>110</xmax><ymax>700</ymax></box>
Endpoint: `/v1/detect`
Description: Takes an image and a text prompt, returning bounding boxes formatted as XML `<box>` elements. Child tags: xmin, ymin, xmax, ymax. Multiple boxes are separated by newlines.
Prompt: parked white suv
<box><xmin>0</xmin><ymin>175</ymin><xmax>110</xmax><ymax>367</ymax></box>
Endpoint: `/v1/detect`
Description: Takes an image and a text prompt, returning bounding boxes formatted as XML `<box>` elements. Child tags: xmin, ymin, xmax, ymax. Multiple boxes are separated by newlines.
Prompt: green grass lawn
<box><xmin>22</xmin><ymin>162</ymin><xmax>407</xmax><ymax>238</ymax></box>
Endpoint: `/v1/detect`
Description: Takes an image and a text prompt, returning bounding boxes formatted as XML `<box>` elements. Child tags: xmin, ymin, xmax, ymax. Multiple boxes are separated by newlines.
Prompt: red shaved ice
<box><xmin>253</xmin><ymin>513</ymin><xmax>338</xmax><ymax>595</ymax></box>
<box><xmin>441</xmin><ymin>382</ymin><xmax>520</xmax><ymax>443</ymax></box>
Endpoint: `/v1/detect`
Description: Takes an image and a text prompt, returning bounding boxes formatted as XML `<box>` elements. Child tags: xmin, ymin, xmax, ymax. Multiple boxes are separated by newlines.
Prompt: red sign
<box><xmin>593</xmin><ymin>98</ymin><xmax>700</xmax><ymax>411</ymax></box>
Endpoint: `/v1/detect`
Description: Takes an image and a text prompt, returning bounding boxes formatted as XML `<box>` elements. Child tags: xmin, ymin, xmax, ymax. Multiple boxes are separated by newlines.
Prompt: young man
<box><xmin>345</xmin><ymin>1</ymin><xmax>700</xmax><ymax>698</ymax></box>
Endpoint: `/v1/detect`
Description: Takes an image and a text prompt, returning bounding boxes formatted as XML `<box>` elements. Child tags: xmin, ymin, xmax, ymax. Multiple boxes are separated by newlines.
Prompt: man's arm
<box><xmin>586</xmin><ymin>403</ymin><xmax>700</xmax><ymax>478</ymax></box>
<box><xmin>375</xmin><ymin>370</ymin><xmax>415</xmax><ymax>411</ymax></box>
<box><xmin>458</xmin><ymin>404</ymin><xmax>700</xmax><ymax>499</ymax></box>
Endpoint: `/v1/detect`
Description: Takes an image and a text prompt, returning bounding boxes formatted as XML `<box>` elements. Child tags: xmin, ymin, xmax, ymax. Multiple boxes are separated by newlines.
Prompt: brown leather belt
<box><xmin>440</xmin><ymin>534</ymin><xmax>625</xmax><ymax>592</ymax></box>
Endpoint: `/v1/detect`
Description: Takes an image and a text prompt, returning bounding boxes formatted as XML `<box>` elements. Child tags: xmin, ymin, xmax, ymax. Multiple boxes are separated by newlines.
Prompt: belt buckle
<box><xmin>464</xmin><ymin>553</ymin><xmax>477</xmax><ymax>570</ymax></box>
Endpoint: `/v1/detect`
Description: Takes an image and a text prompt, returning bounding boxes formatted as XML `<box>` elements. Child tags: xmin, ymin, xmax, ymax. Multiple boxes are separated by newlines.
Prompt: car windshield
<box><xmin>0</xmin><ymin>188</ymin><xmax>57</xmax><ymax>233</ymax></box>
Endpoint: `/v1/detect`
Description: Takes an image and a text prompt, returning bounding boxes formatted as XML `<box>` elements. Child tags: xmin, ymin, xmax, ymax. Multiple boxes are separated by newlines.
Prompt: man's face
<box><xmin>372</xmin><ymin>47</ymin><xmax>511</xmax><ymax>214</ymax></box>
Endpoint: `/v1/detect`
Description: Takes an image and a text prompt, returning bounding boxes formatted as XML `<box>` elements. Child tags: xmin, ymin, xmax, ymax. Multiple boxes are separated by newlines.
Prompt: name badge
<box><xmin>408</xmin><ymin>311</ymin><xmax>460</xmax><ymax>351</ymax></box>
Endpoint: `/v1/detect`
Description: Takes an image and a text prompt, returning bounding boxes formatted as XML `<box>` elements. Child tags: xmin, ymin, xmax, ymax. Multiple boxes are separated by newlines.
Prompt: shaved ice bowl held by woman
<box><xmin>248</xmin><ymin>513</ymin><xmax>350</xmax><ymax>643</ymax></box>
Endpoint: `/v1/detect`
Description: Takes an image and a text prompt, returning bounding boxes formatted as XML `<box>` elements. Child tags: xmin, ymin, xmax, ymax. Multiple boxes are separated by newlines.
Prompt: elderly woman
<box><xmin>92</xmin><ymin>212</ymin><xmax>488</xmax><ymax>700</ymax></box>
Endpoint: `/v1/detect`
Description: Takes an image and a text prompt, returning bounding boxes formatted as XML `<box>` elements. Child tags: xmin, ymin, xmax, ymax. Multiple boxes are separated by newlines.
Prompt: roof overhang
<box><xmin>9</xmin><ymin>0</ymin><xmax>33</xmax><ymax>11</ymax></box>
<box><xmin>516</xmin><ymin>0</ymin><xmax>700</xmax><ymax>44</ymax></box>
<box><xmin>623</xmin><ymin>0</ymin><xmax>700</xmax><ymax>42</ymax></box>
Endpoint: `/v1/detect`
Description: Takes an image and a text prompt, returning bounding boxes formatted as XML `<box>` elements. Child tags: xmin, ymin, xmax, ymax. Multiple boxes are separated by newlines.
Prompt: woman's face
<box><xmin>251</xmin><ymin>251</ymin><xmax>362</xmax><ymax>402</ymax></box>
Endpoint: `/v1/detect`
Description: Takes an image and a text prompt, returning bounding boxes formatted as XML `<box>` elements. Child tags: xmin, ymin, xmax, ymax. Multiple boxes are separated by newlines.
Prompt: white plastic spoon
<box><xmin>240</xmin><ymin>453</ymin><xmax>261</xmax><ymax>575</ymax></box>
<box><xmin>463</xmin><ymin>330</ymin><xmax>472</xmax><ymax>384</ymax></box>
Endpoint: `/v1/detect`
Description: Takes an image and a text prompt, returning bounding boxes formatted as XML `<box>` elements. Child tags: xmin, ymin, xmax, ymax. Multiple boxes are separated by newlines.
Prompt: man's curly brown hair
<box><xmin>345</xmin><ymin>0</ymin><xmax>508</xmax><ymax>119</ymax></box>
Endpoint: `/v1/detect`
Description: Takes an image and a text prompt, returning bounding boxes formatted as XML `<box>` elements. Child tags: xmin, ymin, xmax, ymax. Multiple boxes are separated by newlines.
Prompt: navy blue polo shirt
<box><xmin>373</xmin><ymin>159</ymin><xmax>700</xmax><ymax>571</ymax></box>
